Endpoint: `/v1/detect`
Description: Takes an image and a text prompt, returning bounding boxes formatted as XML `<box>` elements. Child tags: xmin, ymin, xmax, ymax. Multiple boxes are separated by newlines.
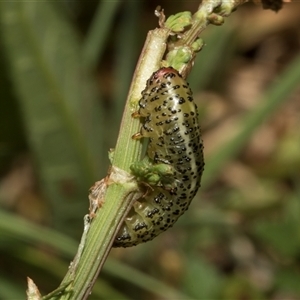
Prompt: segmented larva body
<box><xmin>114</xmin><ymin>67</ymin><xmax>204</xmax><ymax>247</ymax></box>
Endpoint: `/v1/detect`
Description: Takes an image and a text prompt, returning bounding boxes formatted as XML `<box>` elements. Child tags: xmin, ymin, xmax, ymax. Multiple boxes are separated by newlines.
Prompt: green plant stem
<box><xmin>58</xmin><ymin>27</ymin><xmax>170</xmax><ymax>300</ymax></box>
<box><xmin>0</xmin><ymin>208</ymin><xmax>191</xmax><ymax>299</ymax></box>
<box><xmin>112</xmin><ymin>28</ymin><xmax>170</xmax><ymax>170</ymax></box>
<box><xmin>61</xmin><ymin>184</ymin><xmax>141</xmax><ymax>299</ymax></box>
<box><xmin>170</xmin><ymin>0</ymin><xmax>248</xmax><ymax>77</ymax></box>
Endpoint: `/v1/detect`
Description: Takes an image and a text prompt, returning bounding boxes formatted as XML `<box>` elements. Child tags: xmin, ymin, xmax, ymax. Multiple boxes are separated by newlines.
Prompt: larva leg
<box><xmin>131</xmin><ymin>111</ymin><xmax>141</xmax><ymax>118</ymax></box>
<box><xmin>132</xmin><ymin>132</ymin><xmax>143</xmax><ymax>139</ymax></box>
<box><xmin>130</xmin><ymin>160</ymin><xmax>177</xmax><ymax>191</ymax></box>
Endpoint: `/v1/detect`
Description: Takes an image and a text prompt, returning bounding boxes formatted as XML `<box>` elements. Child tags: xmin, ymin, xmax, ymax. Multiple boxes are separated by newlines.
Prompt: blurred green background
<box><xmin>1</xmin><ymin>1</ymin><xmax>300</xmax><ymax>299</ymax></box>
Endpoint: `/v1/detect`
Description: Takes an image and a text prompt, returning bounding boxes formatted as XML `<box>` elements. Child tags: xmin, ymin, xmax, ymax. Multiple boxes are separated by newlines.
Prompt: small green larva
<box><xmin>114</xmin><ymin>67</ymin><xmax>204</xmax><ymax>247</ymax></box>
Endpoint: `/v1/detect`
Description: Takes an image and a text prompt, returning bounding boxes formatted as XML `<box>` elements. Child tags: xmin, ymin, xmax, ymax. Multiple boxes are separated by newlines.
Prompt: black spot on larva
<box><xmin>179</xmin><ymin>97</ymin><xmax>186</xmax><ymax>104</ymax></box>
<box><xmin>173</xmin><ymin>126</ymin><xmax>179</xmax><ymax>133</ymax></box>
<box><xmin>114</xmin><ymin>67</ymin><xmax>204</xmax><ymax>248</ymax></box>
<box><xmin>134</xmin><ymin>223</ymin><xmax>147</xmax><ymax>231</ymax></box>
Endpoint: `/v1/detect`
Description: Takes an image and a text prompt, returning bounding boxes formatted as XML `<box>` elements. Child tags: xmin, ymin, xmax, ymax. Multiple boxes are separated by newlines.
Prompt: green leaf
<box><xmin>183</xmin><ymin>255</ymin><xmax>223</xmax><ymax>299</ymax></box>
<box><xmin>202</xmin><ymin>52</ymin><xmax>300</xmax><ymax>188</ymax></box>
<box><xmin>0</xmin><ymin>1</ymin><xmax>105</xmax><ymax>233</ymax></box>
<box><xmin>252</xmin><ymin>195</ymin><xmax>300</xmax><ymax>258</ymax></box>
<box><xmin>0</xmin><ymin>276</ymin><xmax>25</xmax><ymax>300</ymax></box>
<box><xmin>275</xmin><ymin>268</ymin><xmax>300</xmax><ymax>295</ymax></box>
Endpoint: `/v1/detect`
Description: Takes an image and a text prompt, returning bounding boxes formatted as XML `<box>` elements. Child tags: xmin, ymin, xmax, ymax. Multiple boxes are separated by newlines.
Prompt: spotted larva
<box><xmin>114</xmin><ymin>67</ymin><xmax>204</xmax><ymax>247</ymax></box>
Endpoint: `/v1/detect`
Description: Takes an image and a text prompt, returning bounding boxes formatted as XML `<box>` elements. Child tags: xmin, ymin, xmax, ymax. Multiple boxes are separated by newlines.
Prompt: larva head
<box><xmin>139</xmin><ymin>67</ymin><xmax>184</xmax><ymax>116</ymax></box>
<box><xmin>148</xmin><ymin>67</ymin><xmax>180</xmax><ymax>86</ymax></box>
